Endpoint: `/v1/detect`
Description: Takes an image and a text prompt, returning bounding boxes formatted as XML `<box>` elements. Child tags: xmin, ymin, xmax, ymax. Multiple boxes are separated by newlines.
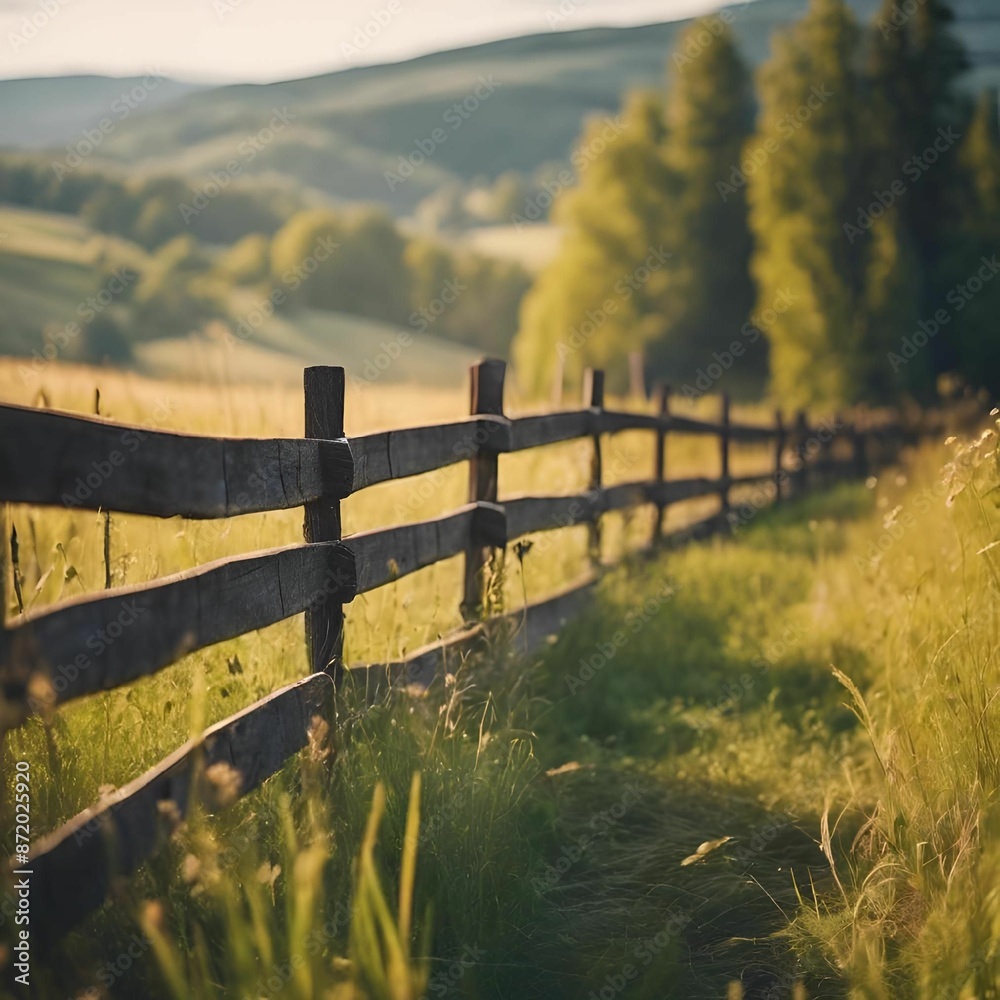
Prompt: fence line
<box><xmin>0</xmin><ymin>358</ymin><xmax>908</xmax><ymax>944</ymax></box>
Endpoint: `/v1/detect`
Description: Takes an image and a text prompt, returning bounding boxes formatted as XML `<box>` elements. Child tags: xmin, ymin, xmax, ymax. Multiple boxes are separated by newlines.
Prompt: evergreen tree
<box><xmin>748</xmin><ymin>0</ymin><xmax>918</xmax><ymax>408</ymax></box>
<box><xmin>513</xmin><ymin>92</ymin><xmax>676</xmax><ymax>396</ymax></box>
<box><xmin>938</xmin><ymin>89</ymin><xmax>1000</xmax><ymax>395</ymax></box>
<box><xmin>650</xmin><ymin>19</ymin><xmax>757</xmax><ymax>381</ymax></box>
<box><xmin>868</xmin><ymin>0</ymin><xmax>970</xmax><ymax>384</ymax></box>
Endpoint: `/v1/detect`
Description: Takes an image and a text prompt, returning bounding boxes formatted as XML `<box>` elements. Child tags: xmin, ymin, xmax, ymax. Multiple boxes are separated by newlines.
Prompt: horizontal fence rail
<box><xmin>0</xmin><ymin>358</ymin><xmax>911</xmax><ymax>946</ymax></box>
<box><xmin>26</xmin><ymin>672</ymin><xmax>334</xmax><ymax>946</ymax></box>
<box><xmin>0</xmin><ymin>402</ymin><xmax>354</xmax><ymax>518</ymax></box>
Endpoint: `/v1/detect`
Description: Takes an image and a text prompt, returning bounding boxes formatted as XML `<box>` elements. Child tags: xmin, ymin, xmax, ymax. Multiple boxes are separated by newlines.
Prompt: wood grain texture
<box><xmin>463</xmin><ymin>360</ymin><xmax>506</xmax><ymax>618</ymax></box>
<box><xmin>600</xmin><ymin>409</ymin><xmax>661</xmax><ymax>433</ymax></box>
<box><xmin>6</xmin><ymin>542</ymin><xmax>356</xmax><ymax>706</ymax></box>
<box><xmin>652</xmin><ymin>384</ymin><xmax>670</xmax><ymax>545</ymax></box>
<box><xmin>505</xmin><ymin>492</ymin><xmax>600</xmax><ymax>540</ymax></box>
<box><xmin>507</xmin><ymin>410</ymin><xmax>594</xmax><ymax>451</ymax></box>
<box><xmin>351</xmin><ymin>417</ymin><xmax>511</xmax><ymax>490</ymax></box>
<box><xmin>23</xmin><ymin>673</ymin><xmax>334</xmax><ymax>946</ymax></box>
<box><xmin>347</xmin><ymin>503</ymin><xmax>506</xmax><ymax>594</ymax></box>
<box><xmin>602</xmin><ymin>480</ymin><xmax>654</xmax><ymax>512</ymax></box>
<box><xmin>0</xmin><ymin>402</ymin><xmax>352</xmax><ymax>518</ymax></box>
<box><xmin>646</xmin><ymin>477</ymin><xmax>725</xmax><ymax>506</ymax></box>
<box><xmin>303</xmin><ymin>367</ymin><xmax>346</xmax><ymax>679</ymax></box>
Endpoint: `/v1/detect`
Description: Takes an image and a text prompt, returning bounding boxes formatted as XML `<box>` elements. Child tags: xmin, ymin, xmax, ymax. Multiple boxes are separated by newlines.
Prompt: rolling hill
<box><xmin>0</xmin><ymin>204</ymin><xmax>479</xmax><ymax>386</ymax></box>
<box><xmin>1</xmin><ymin>0</ymin><xmax>997</xmax><ymax>214</ymax></box>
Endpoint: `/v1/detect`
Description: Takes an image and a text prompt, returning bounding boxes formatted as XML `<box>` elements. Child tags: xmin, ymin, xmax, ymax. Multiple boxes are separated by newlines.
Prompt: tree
<box><xmin>748</xmin><ymin>0</ymin><xmax>918</xmax><ymax>408</ymax></box>
<box><xmin>650</xmin><ymin>18</ymin><xmax>757</xmax><ymax>382</ymax></box>
<box><xmin>513</xmin><ymin>92</ymin><xmax>676</xmax><ymax>397</ymax></box>
<box><xmin>868</xmin><ymin>0</ymin><xmax>970</xmax><ymax>385</ymax></box>
<box><xmin>937</xmin><ymin>90</ymin><xmax>1000</xmax><ymax>395</ymax></box>
<box><xmin>270</xmin><ymin>207</ymin><xmax>411</xmax><ymax>323</ymax></box>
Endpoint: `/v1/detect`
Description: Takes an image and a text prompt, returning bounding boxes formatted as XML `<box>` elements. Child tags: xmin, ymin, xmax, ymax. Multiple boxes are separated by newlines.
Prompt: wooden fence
<box><xmin>0</xmin><ymin>359</ymin><xmax>903</xmax><ymax>945</ymax></box>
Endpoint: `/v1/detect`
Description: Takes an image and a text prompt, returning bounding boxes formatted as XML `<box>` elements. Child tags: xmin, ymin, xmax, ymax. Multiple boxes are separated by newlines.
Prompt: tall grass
<box><xmin>4</xmin><ymin>360</ymin><xmax>995</xmax><ymax>998</ymax></box>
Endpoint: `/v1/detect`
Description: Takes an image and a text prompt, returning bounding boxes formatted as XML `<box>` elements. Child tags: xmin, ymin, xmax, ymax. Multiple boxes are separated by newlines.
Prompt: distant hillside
<box><xmin>0</xmin><ymin>204</ymin><xmax>479</xmax><ymax>385</ymax></box>
<box><xmin>0</xmin><ymin>75</ymin><xmax>205</xmax><ymax>148</ymax></box>
<box><xmin>1</xmin><ymin>0</ymin><xmax>998</xmax><ymax>214</ymax></box>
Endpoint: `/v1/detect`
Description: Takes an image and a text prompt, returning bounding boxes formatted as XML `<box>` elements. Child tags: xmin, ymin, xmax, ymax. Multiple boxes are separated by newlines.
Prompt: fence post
<box><xmin>652</xmin><ymin>383</ymin><xmax>670</xmax><ymax>546</ymax></box>
<box><xmin>794</xmin><ymin>409</ymin><xmax>809</xmax><ymax>496</ymax></box>
<box><xmin>303</xmin><ymin>366</ymin><xmax>346</xmax><ymax>683</ymax></box>
<box><xmin>852</xmin><ymin>410</ymin><xmax>869</xmax><ymax>480</ymax></box>
<box><xmin>823</xmin><ymin>412</ymin><xmax>841</xmax><ymax>481</ymax></box>
<box><xmin>583</xmin><ymin>368</ymin><xmax>605</xmax><ymax>568</ymax></box>
<box><xmin>774</xmin><ymin>409</ymin><xmax>785</xmax><ymax>506</ymax></box>
<box><xmin>462</xmin><ymin>358</ymin><xmax>506</xmax><ymax>621</ymax></box>
<box><xmin>719</xmin><ymin>392</ymin><xmax>731</xmax><ymax>523</ymax></box>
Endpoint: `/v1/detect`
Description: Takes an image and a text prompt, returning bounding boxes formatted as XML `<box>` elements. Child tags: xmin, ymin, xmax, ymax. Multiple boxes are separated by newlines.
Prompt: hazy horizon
<box><xmin>0</xmin><ymin>0</ymin><xmax>733</xmax><ymax>85</ymax></box>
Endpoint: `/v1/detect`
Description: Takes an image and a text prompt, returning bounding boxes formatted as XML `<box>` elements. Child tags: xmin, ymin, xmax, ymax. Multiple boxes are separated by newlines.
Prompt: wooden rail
<box><xmin>0</xmin><ymin>359</ymin><xmax>906</xmax><ymax>945</ymax></box>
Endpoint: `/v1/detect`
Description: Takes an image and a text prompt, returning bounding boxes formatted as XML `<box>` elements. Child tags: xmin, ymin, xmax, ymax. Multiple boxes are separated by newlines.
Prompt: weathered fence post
<box><xmin>852</xmin><ymin>410</ymin><xmax>869</xmax><ymax>480</ymax></box>
<box><xmin>303</xmin><ymin>366</ymin><xmax>346</xmax><ymax>683</ymax></box>
<box><xmin>583</xmin><ymin>368</ymin><xmax>605</xmax><ymax>568</ymax></box>
<box><xmin>823</xmin><ymin>412</ymin><xmax>841</xmax><ymax>482</ymax></box>
<box><xmin>462</xmin><ymin>358</ymin><xmax>506</xmax><ymax>621</ymax></box>
<box><xmin>652</xmin><ymin>382</ymin><xmax>670</xmax><ymax>546</ymax></box>
<box><xmin>719</xmin><ymin>392</ymin><xmax>731</xmax><ymax>522</ymax></box>
<box><xmin>774</xmin><ymin>409</ymin><xmax>785</xmax><ymax>506</ymax></box>
<box><xmin>794</xmin><ymin>409</ymin><xmax>809</xmax><ymax>496</ymax></box>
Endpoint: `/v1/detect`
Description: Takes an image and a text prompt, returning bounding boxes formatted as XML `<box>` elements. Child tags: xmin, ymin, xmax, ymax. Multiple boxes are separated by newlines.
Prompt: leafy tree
<box><xmin>748</xmin><ymin>0</ymin><xmax>918</xmax><ymax>408</ymax></box>
<box><xmin>133</xmin><ymin>234</ymin><xmax>224</xmax><ymax>338</ymax></box>
<box><xmin>650</xmin><ymin>18</ymin><xmax>757</xmax><ymax>380</ymax></box>
<box><xmin>937</xmin><ymin>90</ymin><xmax>1000</xmax><ymax>395</ymax></box>
<box><xmin>270</xmin><ymin>207</ymin><xmax>410</xmax><ymax>323</ymax></box>
<box><xmin>513</xmin><ymin>92</ymin><xmax>676</xmax><ymax>397</ymax></box>
<box><xmin>868</xmin><ymin>0</ymin><xmax>970</xmax><ymax>384</ymax></box>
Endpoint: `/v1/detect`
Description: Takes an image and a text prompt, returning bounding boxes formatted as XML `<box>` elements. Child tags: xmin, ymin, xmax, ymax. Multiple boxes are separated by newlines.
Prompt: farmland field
<box><xmin>1</xmin><ymin>357</ymin><xmax>997</xmax><ymax>998</ymax></box>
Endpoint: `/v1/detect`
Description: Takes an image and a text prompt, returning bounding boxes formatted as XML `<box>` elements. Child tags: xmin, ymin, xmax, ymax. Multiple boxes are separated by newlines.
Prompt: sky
<box><xmin>0</xmin><ymin>0</ymin><xmax>727</xmax><ymax>84</ymax></box>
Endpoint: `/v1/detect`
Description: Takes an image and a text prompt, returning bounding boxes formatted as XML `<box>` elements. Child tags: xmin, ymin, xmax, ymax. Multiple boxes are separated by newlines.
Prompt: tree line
<box><xmin>513</xmin><ymin>0</ymin><xmax>999</xmax><ymax>408</ymax></box>
<box><xmin>0</xmin><ymin>160</ymin><xmax>530</xmax><ymax>361</ymax></box>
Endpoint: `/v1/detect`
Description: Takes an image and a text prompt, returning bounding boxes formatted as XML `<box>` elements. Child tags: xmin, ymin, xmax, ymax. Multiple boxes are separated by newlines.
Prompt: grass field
<box><xmin>1</xmin><ymin>360</ymin><xmax>995</xmax><ymax>998</ymax></box>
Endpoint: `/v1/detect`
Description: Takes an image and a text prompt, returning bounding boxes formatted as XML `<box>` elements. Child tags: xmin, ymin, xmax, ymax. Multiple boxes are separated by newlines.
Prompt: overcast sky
<box><xmin>1</xmin><ymin>0</ymin><xmax>727</xmax><ymax>83</ymax></box>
